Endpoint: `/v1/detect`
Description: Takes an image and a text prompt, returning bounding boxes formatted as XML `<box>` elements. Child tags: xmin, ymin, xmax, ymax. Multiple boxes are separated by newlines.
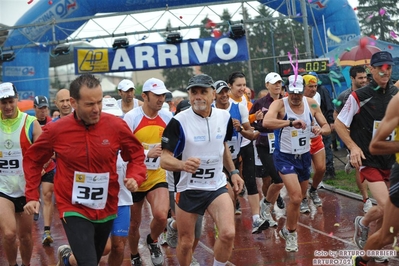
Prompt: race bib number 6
<box><xmin>373</xmin><ymin>120</ymin><xmax>396</xmax><ymax>141</ymax></box>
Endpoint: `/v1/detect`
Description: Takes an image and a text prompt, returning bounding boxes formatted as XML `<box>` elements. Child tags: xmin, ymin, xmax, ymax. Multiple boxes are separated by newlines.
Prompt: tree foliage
<box><xmin>161</xmin><ymin>19</ymin><xmax>195</xmax><ymax>90</ymax></box>
<box><xmin>357</xmin><ymin>0</ymin><xmax>399</xmax><ymax>43</ymax></box>
<box><xmin>199</xmin><ymin>9</ymin><xmax>248</xmax><ymax>85</ymax></box>
<box><xmin>161</xmin><ymin>4</ymin><xmax>308</xmax><ymax>95</ymax></box>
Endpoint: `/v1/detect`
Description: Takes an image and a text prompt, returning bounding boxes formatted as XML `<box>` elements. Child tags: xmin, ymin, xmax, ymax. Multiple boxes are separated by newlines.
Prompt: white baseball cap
<box><xmin>265</xmin><ymin>72</ymin><xmax>282</xmax><ymax>84</ymax></box>
<box><xmin>142</xmin><ymin>78</ymin><xmax>170</xmax><ymax>95</ymax></box>
<box><xmin>287</xmin><ymin>75</ymin><xmax>304</xmax><ymax>94</ymax></box>
<box><xmin>118</xmin><ymin>79</ymin><xmax>135</xmax><ymax>92</ymax></box>
<box><xmin>102</xmin><ymin>97</ymin><xmax>123</xmax><ymax>117</ymax></box>
<box><xmin>0</xmin><ymin>82</ymin><xmax>17</xmax><ymax>99</ymax></box>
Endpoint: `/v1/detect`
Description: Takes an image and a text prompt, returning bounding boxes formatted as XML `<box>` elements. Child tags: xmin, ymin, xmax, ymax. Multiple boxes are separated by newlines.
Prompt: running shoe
<box><xmin>190</xmin><ymin>256</ymin><xmax>200</xmax><ymax>266</ymax></box>
<box><xmin>42</xmin><ymin>230</ymin><xmax>54</xmax><ymax>246</ymax></box>
<box><xmin>56</xmin><ymin>245</ymin><xmax>72</xmax><ymax>266</ymax></box>
<box><xmin>131</xmin><ymin>256</ymin><xmax>143</xmax><ymax>266</ymax></box>
<box><xmin>166</xmin><ymin>218</ymin><xmax>178</xmax><ymax>248</ymax></box>
<box><xmin>354</xmin><ymin>216</ymin><xmax>369</xmax><ymax>249</ymax></box>
<box><xmin>252</xmin><ymin>217</ymin><xmax>269</xmax><ymax>234</ymax></box>
<box><xmin>300</xmin><ymin>198</ymin><xmax>310</xmax><ymax>213</ymax></box>
<box><xmin>363</xmin><ymin>199</ymin><xmax>372</xmax><ymax>213</ymax></box>
<box><xmin>259</xmin><ymin>199</ymin><xmax>278</xmax><ymax>227</ymax></box>
<box><xmin>345</xmin><ymin>154</ymin><xmax>353</xmax><ymax>174</ymax></box>
<box><xmin>279</xmin><ymin>227</ymin><xmax>298</xmax><ymax>252</ymax></box>
<box><xmin>374</xmin><ymin>256</ymin><xmax>389</xmax><ymax>263</ymax></box>
<box><xmin>352</xmin><ymin>255</ymin><xmax>368</xmax><ymax>266</ymax></box>
<box><xmin>276</xmin><ymin>194</ymin><xmax>285</xmax><ymax>209</ymax></box>
<box><xmin>308</xmin><ymin>189</ymin><xmax>322</xmax><ymax>207</ymax></box>
<box><xmin>148</xmin><ymin>241</ymin><xmax>164</xmax><ymax>266</ymax></box>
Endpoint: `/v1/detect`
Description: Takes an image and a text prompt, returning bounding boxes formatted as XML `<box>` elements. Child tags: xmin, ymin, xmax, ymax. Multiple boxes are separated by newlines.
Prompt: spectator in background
<box><xmin>165</xmin><ymin>92</ymin><xmax>176</xmax><ymax>113</ymax></box>
<box><xmin>53</xmin><ymin>89</ymin><xmax>72</xmax><ymax>121</ymax></box>
<box><xmin>117</xmin><ymin>79</ymin><xmax>143</xmax><ymax>115</ymax></box>
<box><xmin>33</xmin><ymin>96</ymin><xmax>52</xmax><ymax>126</ymax></box>
<box><xmin>51</xmin><ymin>110</ymin><xmax>60</xmax><ymax>119</ymax></box>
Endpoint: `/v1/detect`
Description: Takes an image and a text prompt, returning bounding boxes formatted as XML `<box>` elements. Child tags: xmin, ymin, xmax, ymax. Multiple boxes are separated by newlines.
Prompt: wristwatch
<box><xmin>230</xmin><ymin>169</ymin><xmax>240</xmax><ymax>176</ymax></box>
<box><xmin>289</xmin><ymin>118</ymin><xmax>295</xmax><ymax>127</ymax></box>
<box><xmin>237</xmin><ymin>126</ymin><xmax>244</xmax><ymax>132</ymax></box>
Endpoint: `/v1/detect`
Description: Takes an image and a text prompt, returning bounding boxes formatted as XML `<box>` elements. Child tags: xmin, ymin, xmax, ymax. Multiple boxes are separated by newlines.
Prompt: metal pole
<box><xmin>322</xmin><ymin>15</ymin><xmax>329</xmax><ymax>54</ymax></box>
<box><xmin>242</xmin><ymin>2</ymin><xmax>254</xmax><ymax>89</ymax></box>
<box><xmin>270</xmin><ymin>23</ymin><xmax>276</xmax><ymax>72</ymax></box>
<box><xmin>299</xmin><ymin>0</ymin><xmax>312</xmax><ymax>59</ymax></box>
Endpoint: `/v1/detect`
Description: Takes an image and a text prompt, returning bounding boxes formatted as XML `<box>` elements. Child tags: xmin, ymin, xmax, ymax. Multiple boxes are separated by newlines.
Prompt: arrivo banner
<box><xmin>74</xmin><ymin>36</ymin><xmax>249</xmax><ymax>74</ymax></box>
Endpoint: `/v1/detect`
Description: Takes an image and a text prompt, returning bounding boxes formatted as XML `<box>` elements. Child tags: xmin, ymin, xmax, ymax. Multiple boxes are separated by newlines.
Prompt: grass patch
<box><xmin>322</xmin><ymin>169</ymin><xmax>360</xmax><ymax>194</ymax></box>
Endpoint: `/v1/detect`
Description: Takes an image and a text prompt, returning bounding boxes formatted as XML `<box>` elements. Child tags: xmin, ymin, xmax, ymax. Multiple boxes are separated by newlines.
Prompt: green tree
<box><xmin>357</xmin><ymin>0</ymin><xmax>399</xmax><ymax>43</ymax></box>
<box><xmin>162</xmin><ymin>67</ymin><xmax>194</xmax><ymax>90</ymax></box>
<box><xmin>248</xmin><ymin>7</ymin><xmax>307</xmax><ymax>93</ymax></box>
<box><xmin>200</xmin><ymin>9</ymin><xmax>249</xmax><ymax>85</ymax></box>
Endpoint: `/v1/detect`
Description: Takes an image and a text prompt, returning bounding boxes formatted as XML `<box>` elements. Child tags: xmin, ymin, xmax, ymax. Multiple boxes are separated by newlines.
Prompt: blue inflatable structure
<box><xmin>2</xmin><ymin>0</ymin><xmax>360</xmax><ymax>98</ymax></box>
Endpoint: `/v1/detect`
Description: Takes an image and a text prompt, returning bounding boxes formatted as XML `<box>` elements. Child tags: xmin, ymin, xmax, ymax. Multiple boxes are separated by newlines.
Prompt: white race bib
<box><xmin>227</xmin><ymin>136</ymin><xmax>240</xmax><ymax>160</ymax></box>
<box><xmin>0</xmin><ymin>150</ymin><xmax>23</xmax><ymax>175</ymax></box>
<box><xmin>290</xmin><ymin>128</ymin><xmax>310</xmax><ymax>154</ymax></box>
<box><xmin>373</xmin><ymin>120</ymin><xmax>396</xmax><ymax>141</ymax></box>
<box><xmin>267</xmin><ymin>133</ymin><xmax>275</xmax><ymax>154</ymax></box>
<box><xmin>143</xmin><ymin>143</ymin><xmax>161</xmax><ymax>170</ymax></box>
<box><xmin>188</xmin><ymin>156</ymin><xmax>220</xmax><ymax>190</ymax></box>
<box><xmin>72</xmin><ymin>171</ymin><xmax>109</xmax><ymax>210</ymax></box>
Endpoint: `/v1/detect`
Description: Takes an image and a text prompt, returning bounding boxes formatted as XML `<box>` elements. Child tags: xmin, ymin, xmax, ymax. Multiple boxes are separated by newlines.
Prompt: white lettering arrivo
<box><xmin>109</xmin><ymin>37</ymin><xmax>244</xmax><ymax>71</ymax></box>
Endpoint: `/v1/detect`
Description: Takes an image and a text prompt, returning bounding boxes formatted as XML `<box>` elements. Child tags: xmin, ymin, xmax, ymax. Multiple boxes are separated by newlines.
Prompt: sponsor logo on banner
<box><xmin>4</xmin><ymin>67</ymin><xmax>35</xmax><ymax>76</ymax></box>
<box><xmin>22</xmin><ymin>0</ymin><xmax>78</xmax><ymax>40</ymax></box>
<box><xmin>77</xmin><ymin>49</ymin><xmax>110</xmax><ymax>73</ymax></box>
<box><xmin>75</xmin><ymin>36</ymin><xmax>249</xmax><ymax>74</ymax></box>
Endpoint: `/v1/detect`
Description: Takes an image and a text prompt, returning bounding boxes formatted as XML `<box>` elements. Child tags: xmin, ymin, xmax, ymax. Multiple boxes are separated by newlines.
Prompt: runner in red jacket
<box><xmin>23</xmin><ymin>74</ymin><xmax>147</xmax><ymax>266</ymax></box>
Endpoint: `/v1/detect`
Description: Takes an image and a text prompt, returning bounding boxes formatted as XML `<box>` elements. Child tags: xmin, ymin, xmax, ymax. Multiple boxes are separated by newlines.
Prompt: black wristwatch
<box><xmin>289</xmin><ymin>118</ymin><xmax>295</xmax><ymax>127</ymax></box>
<box><xmin>237</xmin><ymin>126</ymin><xmax>243</xmax><ymax>132</ymax></box>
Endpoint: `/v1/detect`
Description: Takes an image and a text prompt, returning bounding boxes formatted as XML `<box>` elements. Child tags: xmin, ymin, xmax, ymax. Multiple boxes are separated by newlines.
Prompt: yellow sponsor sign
<box><xmin>77</xmin><ymin>49</ymin><xmax>109</xmax><ymax>73</ymax></box>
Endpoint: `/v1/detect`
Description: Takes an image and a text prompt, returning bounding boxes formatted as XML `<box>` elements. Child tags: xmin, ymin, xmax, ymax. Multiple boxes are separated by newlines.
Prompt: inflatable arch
<box><xmin>3</xmin><ymin>0</ymin><xmax>359</xmax><ymax>98</ymax></box>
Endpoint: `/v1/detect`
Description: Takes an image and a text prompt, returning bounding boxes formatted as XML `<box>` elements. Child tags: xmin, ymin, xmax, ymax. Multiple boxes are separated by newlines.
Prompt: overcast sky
<box><xmin>0</xmin><ymin>0</ymin><xmax>360</xmax><ymax>51</ymax></box>
<box><xmin>1</xmin><ymin>0</ymin><xmax>360</xmax><ymax>28</ymax></box>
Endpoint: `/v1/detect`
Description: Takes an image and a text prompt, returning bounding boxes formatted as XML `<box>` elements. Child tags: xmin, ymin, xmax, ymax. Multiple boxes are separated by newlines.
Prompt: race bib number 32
<box><xmin>72</xmin><ymin>171</ymin><xmax>110</xmax><ymax>210</ymax></box>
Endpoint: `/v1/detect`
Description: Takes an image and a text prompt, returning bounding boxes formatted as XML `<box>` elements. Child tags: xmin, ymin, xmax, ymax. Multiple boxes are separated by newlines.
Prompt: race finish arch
<box><xmin>3</xmin><ymin>0</ymin><xmax>359</xmax><ymax>98</ymax></box>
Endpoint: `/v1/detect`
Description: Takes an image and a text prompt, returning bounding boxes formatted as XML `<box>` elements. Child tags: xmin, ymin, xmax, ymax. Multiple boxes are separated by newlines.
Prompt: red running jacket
<box><xmin>23</xmin><ymin>112</ymin><xmax>146</xmax><ymax>221</ymax></box>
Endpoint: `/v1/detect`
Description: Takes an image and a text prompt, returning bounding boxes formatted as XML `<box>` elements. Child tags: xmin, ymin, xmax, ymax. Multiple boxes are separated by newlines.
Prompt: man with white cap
<box><xmin>124</xmin><ymin>78</ymin><xmax>173</xmax><ymax>266</ymax></box>
<box><xmin>117</xmin><ymin>79</ymin><xmax>143</xmax><ymax>115</ymax></box>
<box><xmin>263</xmin><ymin>75</ymin><xmax>330</xmax><ymax>252</ymax></box>
<box><xmin>0</xmin><ymin>82</ymin><xmax>42</xmax><ymax>266</ymax></box>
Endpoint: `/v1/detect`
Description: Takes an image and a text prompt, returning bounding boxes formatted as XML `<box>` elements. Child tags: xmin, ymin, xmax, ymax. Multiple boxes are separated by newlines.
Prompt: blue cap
<box><xmin>370</xmin><ymin>51</ymin><xmax>394</xmax><ymax>67</ymax></box>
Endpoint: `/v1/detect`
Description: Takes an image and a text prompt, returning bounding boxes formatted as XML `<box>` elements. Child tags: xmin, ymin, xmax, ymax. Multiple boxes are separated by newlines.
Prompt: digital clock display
<box><xmin>278</xmin><ymin>58</ymin><xmax>330</xmax><ymax>77</ymax></box>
